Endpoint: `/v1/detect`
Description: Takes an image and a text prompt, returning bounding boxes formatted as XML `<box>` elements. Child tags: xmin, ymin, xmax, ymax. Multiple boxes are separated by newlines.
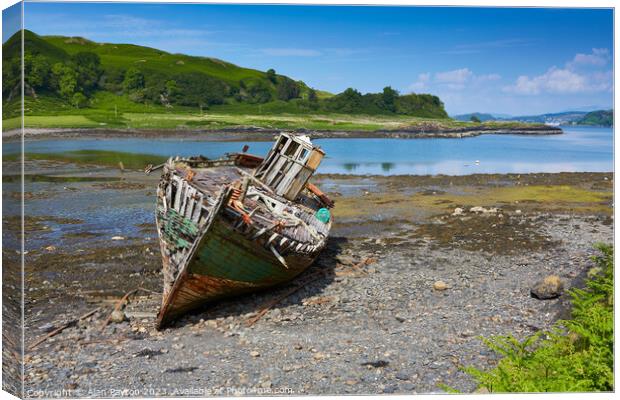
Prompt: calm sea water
<box><xmin>4</xmin><ymin>126</ymin><xmax>613</xmax><ymax>175</ymax></box>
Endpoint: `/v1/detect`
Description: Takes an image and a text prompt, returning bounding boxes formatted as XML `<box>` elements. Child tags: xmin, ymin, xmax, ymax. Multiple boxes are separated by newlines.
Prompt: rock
<box><xmin>165</xmin><ymin>366</ymin><xmax>197</xmax><ymax>373</ymax></box>
<box><xmin>45</xmin><ymin>245</ymin><xmax>56</xmax><ymax>251</ymax></box>
<box><xmin>260</xmin><ymin>380</ymin><xmax>272</xmax><ymax>389</ymax></box>
<box><xmin>515</xmin><ymin>209</ymin><xmax>522</xmax><ymax>214</ymax></box>
<box><xmin>474</xmin><ymin>386</ymin><xmax>490</xmax><ymax>394</ymax></box>
<box><xmin>469</xmin><ymin>206</ymin><xmax>498</xmax><ymax>214</ymax></box>
<box><xmin>531</xmin><ymin>275</ymin><xmax>564</xmax><ymax>300</ymax></box>
<box><xmin>250</xmin><ymin>351</ymin><xmax>260</xmax><ymax>357</ymax></box>
<box><xmin>109</xmin><ymin>310</ymin><xmax>127</xmax><ymax>323</ymax></box>
<box><xmin>133</xmin><ymin>348</ymin><xmax>163</xmax><ymax>358</ymax></box>
<box><xmin>433</xmin><ymin>281</ymin><xmax>448</xmax><ymax>291</ymax></box>
<box><xmin>336</xmin><ymin>254</ymin><xmax>356</xmax><ymax>265</ymax></box>
<box><xmin>402</xmin><ymin>383</ymin><xmax>416</xmax><ymax>391</ymax></box>
<box><xmin>451</xmin><ymin>207</ymin><xmax>464</xmax><ymax>216</ymax></box>
<box><xmin>383</xmin><ymin>385</ymin><xmax>398</xmax><ymax>394</ymax></box>
<box><xmin>395</xmin><ymin>371</ymin><xmax>409</xmax><ymax>380</ymax></box>
<box><xmin>111</xmin><ymin>236</ymin><xmax>125</xmax><ymax>241</ymax></box>
<box><xmin>361</xmin><ymin>360</ymin><xmax>389</xmax><ymax>368</ymax></box>
<box><xmin>294</xmin><ymin>344</ymin><xmax>303</xmax><ymax>350</ymax></box>
<box><xmin>38</xmin><ymin>322</ymin><xmax>56</xmax><ymax>333</ymax></box>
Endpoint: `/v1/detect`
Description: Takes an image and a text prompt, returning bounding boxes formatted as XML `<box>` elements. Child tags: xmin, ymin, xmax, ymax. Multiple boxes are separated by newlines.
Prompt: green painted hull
<box><xmin>157</xmin><ymin>211</ymin><xmax>317</xmax><ymax>327</ymax></box>
<box><xmin>154</xmin><ymin>155</ymin><xmax>332</xmax><ymax>328</ymax></box>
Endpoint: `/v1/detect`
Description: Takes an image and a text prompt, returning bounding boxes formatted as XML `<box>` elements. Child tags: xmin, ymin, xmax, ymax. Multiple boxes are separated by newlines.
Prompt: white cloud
<box><xmin>408</xmin><ymin>72</ymin><xmax>430</xmax><ymax>91</ymax></box>
<box><xmin>504</xmin><ymin>48</ymin><xmax>612</xmax><ymax>95</ymax></box>
<box><xmin>568</xmin><ymin>48</ymin><xmax>610</xmax><ymax>68</ymax></box>
<box><xmin>434</xmin><ymin>68</ymin><xmax>473</xmax><ymax>84</ymax></box>
<box><xmin>260</xmin><ymin>48</ymin><xmax>322</xmax><ymax>57</ymax></box>
<box><xmin>409</xmin><ymin>68</ymin><xmax>499</xmax><ymax>92</ymax></box>
<box><xmin>505</xmin><ymin>67</ymin><xmax>588</xmax><ymax>95</ymax></box>
<box><xmin>476</xmin><ymin>73</ymin><xmax>502</xmax><ymax>82</ymax></box>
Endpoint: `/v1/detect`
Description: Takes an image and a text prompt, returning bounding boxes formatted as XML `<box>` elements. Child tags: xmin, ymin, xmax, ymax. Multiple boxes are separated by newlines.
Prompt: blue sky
<box><xmin>10</xmin><ymin>2</ymin><xmax>616</xmax><ymax>115</ymax></box>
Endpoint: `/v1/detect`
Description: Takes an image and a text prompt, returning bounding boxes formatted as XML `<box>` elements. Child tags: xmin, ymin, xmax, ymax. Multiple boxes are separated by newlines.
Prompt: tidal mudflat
<box><xmin>2</xmin><ymin>155</ymin><xmax>612</xmax><ymax>396</ymax></box>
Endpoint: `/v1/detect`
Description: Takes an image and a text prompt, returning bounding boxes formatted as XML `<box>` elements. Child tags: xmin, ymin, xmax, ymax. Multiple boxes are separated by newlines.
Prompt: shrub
<box><xmin>463</xmin><ymin>244</ymin><xmax>614</xmax><ymax>393</ymax></box>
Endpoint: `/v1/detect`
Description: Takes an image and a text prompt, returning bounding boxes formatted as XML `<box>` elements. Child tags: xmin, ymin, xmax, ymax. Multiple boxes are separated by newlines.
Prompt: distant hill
<box><xmin>502</xmin><ymin>111</ymin><xmax>588</xmax><ymax>125</ymax></box>
<box><xmin>2</xmin><ymin>30</ymin><xmax>448</xmax><ymax>119</ymax></box>
<box><xmin>452</xmin><ymin>112</ymin><xmax>497</xmax><ymax>122</ymax></box>
<box><xmin>454</xmin><ymin>110</ymin><xmax>613</xmax><ymax>126</ymax></box>
<box><xmin>576</xmin><ymin>110</ymin><xmax>613</xmax><ymax>126</ymax></box>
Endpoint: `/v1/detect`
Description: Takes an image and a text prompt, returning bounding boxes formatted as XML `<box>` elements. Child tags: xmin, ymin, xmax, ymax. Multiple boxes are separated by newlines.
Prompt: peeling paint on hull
<box><xmin>157</xmin><ymin>217</ymin><xmax>318</xmax><ymax>327</ymax></box>
<box><xmin>153</xmin><ymin>140</ymin><xmax>332</xmax><ymax>328</ymax></box>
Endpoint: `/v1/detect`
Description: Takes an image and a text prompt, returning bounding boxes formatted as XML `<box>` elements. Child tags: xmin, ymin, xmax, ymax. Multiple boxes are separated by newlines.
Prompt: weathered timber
<box><xmin>153</xmin><ymin>133</ymin><xmax>334</xmax><ymax>328</ymax></box>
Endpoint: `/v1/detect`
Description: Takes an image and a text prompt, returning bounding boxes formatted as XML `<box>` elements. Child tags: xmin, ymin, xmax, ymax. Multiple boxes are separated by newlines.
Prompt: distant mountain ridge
<box><xmin>453</xmin><ymin>110</ymin><xmax>613</xmax><ymax>126</ymax></box>
<box><xmin>576</xmin><ymin>110</ymin><xmax>613</xmax><ymax>126</ymax></box>
<box><xmin>452</xmin><ymin>113</ymin><xmax>496</xmax><ymax>122</ymax></box>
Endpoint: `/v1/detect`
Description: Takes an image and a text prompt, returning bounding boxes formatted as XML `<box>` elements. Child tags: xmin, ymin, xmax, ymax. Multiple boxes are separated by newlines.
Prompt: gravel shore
<box><xmin>2</xmin><ymin>160</ymin><xmax>612</xmax><ymax>397</ymax></box>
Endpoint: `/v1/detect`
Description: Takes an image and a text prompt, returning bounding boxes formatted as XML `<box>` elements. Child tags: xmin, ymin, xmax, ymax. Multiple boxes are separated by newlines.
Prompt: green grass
<box><xmin>3</xmin><ymin>116</ymin><xmax>22</xmax><ymax>130</ymax></box>
<box><xmin>43</xmin><ymin>34</ymin><xmax>269</xmax><ymax>87</ymax></box>
<box><xmin>5</xmin><ymin>150</ymin><xmax>167</xmax><ymax>170</ymax></box>
<box><xmin>459</xmin><ymin>244</ymin><xmax>613</xmax><ymax>393</ymax></box>
<box><xmin>2</xmin><ymin>92</ymin><xmax>486</xmax><ymax>131</ymax></box>
<box><xmin>4</xmin><ymin>103</ymin><xmax>546</xmax><ymax>132</ymax></box>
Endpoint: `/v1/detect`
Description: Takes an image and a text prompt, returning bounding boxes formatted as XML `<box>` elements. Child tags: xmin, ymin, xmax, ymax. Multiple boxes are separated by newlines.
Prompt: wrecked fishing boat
<box><xmin>149</xmin><ymin>133</ymin><xmax>334</xmax><ymax>328</ymax></box>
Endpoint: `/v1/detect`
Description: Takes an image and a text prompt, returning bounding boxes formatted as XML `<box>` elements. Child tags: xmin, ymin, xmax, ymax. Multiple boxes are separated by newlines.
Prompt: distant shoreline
<box><xmin>2</xmin><ymin>125</ymin><xmax>563</xmax><ymax>142</ymax></box>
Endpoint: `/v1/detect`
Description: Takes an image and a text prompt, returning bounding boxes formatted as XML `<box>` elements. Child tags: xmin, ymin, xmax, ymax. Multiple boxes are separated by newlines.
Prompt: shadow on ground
<box><xmin>169</xmin><ymin>235</ymin><xmax>348</xmax><ymax>328</ymax></box>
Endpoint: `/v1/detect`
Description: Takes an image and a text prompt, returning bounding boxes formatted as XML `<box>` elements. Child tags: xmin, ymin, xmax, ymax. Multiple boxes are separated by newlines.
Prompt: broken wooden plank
<box><xmin>28</xmin><ymin>308</ymin><xmax>100</xmax><ymax>351</ymax></box>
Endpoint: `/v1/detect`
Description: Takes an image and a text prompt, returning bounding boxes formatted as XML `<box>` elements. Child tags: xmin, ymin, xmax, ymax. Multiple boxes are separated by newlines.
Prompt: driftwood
<box><xmin>99</xmin><ymin>289</ymin><xmax>138</xmax><ymax>333</ymax></box>
<box><xmin>28</xmin><ymin>308</ymin><xmax>100</xmax><ymax>351</ymax></box>
<box><xmin>99</xmin><ymin>287</ymin><xmax>159</xmax><ymax>333</ymax></box>
<box><xmin>246</xmin><ymin>270</ymin><xmax>327</xmax><ymax>327</ymax></box>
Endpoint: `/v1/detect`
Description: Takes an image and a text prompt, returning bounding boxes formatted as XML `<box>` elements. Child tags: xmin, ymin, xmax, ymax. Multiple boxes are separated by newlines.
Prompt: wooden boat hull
<box><xmin>154</xmin><ymin>134</ymin><xmax>333</xmax><ymax>328</ymax></box>
<box><xmin>157</xmin><ymin>214</ymin><xmax>318</xmax><ymax>328</ymax></box>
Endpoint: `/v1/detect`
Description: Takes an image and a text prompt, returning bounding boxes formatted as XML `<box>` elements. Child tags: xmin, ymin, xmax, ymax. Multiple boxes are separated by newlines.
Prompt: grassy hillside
<box><xmin>576</xmin><ymin>110</ymin><xmax>613</xmax><ymax>126</ymax></box>
<box><xmin>2</xmin><ymin>30</ymin><xmax>450</xmax><ymax>130</ymax></box>
<box><xmin>43</xmin><ymin>34</ymin><xmax>272</xmax><ymax>87</ymax></box>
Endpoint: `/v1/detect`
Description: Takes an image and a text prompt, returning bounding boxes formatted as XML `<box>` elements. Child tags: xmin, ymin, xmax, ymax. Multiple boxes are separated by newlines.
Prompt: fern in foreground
<box><xmin>464</xmin><ymin>244</ymin><xmax>613</xmax><ymax>392</ymax></box>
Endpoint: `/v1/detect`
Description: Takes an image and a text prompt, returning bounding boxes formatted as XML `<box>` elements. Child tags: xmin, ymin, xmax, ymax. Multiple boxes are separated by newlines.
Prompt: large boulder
<box><xmin>530</xmin><ymin>275</ymin><xmax>564</xmax><ymax>300</ymax></box>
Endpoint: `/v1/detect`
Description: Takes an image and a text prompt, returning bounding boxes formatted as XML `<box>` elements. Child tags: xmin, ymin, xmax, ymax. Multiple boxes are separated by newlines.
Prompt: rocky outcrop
<box><xmin>4</xmin><ymin>124</ymin><xmax>562</xmax><ymax>142</ymax></box>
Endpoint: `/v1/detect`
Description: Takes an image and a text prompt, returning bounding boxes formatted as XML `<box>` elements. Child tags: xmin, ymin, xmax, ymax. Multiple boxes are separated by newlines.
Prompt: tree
<box><xmin>51</xmin><ymin>63</ymin><xmax>78</xmax><ymax>99</ymax></box>
<box><xmin>72</xmin><ymin>52</ymin><xmax>102</xmax><ymax>93</ymax></box>
<box><xmin>266</xmin><ymin>68</ymin><xmax>277</xmax><ymax>83</ymax></box>
<box><xmin>165</xmin><ymin>80</ymin><xmax>179</xmax><ymax>97</ymax></box>
<box><xmin>172</xmin><ymin>72</ymin><xmax>228</xmax><ymax>107</ymax></box>
<box><xmin>24</xmin><ymin>53</ymin><xmax>50</xmax><ymax>89</ymax></box>
<box><xmin>324</xmin><ymin>88</ymin><xmax>363</xmax><ymax>113</ymax></box>
<box><xmin>2</xmin><ymin>57</ymin><xmax>21</xmax><ymax>101</ymax></box>
<box><xmin>123</xmin><ymin>68</ymin><xmax>145</xmax><ymax>92</ymax></box>
<box><xmin>245</xmin><ymin>80</ymin><xmax>272</xmax><ymax>103</ymax></box>
<box><xmin>381</xmin><ymin>86</ymin><xmax>398</xmax><ymax>112</ymax></box>
<box><xmin>71</xmin><ymin>92</ymin><xmax>88</xmax><ymax>108</ymax></box>
<box><xmin>276</xmin><ymin>77</ymin><xmax>300</xmax><ymax>101</ymax></box>
<box><xmin>470</xmin><ymin>115</ymin><xmax>482</xmax><ymax>123</ymax></box>
<box><xmin>308</xmin><ymin>88</ymin><xmax>318</xmax><ymax>103</ymax></box>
